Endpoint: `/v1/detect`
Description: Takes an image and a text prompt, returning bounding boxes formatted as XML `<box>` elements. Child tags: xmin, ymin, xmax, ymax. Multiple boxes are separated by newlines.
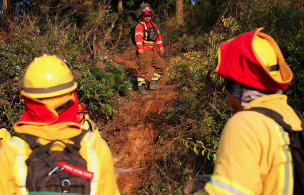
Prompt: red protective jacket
<box><xmin>135</xmin><ymin>20</ymin><xmax>164</xmax><ymax>50</ymax></box>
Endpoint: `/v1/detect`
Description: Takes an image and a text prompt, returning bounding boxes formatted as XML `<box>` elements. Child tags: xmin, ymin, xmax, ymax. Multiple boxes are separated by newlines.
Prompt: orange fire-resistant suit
<box><xmin>135</xmin><ymin>20</ymin><xmax>165</xmax><ymax>86</ymax></box>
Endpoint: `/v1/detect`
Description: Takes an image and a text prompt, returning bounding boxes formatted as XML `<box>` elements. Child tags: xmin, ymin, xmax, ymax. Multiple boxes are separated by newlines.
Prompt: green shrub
<box><xmin>0</xmin><ymin>16</ymin><xmax>131</xmax><ymax>132</ymax></box>
<box><xmin>75</xmin><ymin>61</ymin><xmax>131</xmax><ymax>116</ymax></box>
<box><xmin>167</xmin><ymin>0</ymin><xmax>304</xmax><ymax>165</ymax></box>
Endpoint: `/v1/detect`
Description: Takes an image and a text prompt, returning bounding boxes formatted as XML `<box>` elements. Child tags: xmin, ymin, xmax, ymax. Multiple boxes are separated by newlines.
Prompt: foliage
<box><xmin>75</xmin><ymin>61</ymin><xmax>131</xmax><ymax>116</ymax></box>
<box><xmin>0</xmin><ymin>37</ymin><xmax>28</xmax><ymax>132</ymax></box>
<box><xmin>184</xmin><ymin>0</ymin><xmax>228</xmax><ymax>34</ymax></box>
<box><xmin>0</xmin><ymin>15</ymin><xmax>131</xmax><ymax>133</ymax></box>
<box><xmin>167</xmin><ymin>49</ymin><xmax>231</xmax><ymax>163</ymax></box>
<box><xmin>236</xmin><ymin>0</ymin><xmax>304</xmax><ymax>111</ymax></box>
<box><xmin>165</xmin><ymin>0</ymin><xmax>304</xmax><ymax>187</ymax></box>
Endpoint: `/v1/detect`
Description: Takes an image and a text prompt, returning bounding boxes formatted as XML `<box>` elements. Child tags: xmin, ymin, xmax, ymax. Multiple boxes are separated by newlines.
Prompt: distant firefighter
<box><xmin>134</xmin><ymin>6</ymin><xmax>165</xmax><ymax>95</ymax></box>
<box><xmin>77</xmin><ymin>102</ymin><xmax>100</xmax><ymax>137</ymax></box>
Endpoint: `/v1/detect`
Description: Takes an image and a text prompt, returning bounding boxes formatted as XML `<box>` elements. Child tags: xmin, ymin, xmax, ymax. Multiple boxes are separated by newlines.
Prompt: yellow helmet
<box><xmin>18</xmin><ymin>54</ymin><xmax>81</xmax><ymax>98</ymax></box>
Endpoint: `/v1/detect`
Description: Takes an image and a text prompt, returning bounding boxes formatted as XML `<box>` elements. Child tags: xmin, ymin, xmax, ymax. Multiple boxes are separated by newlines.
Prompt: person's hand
<box><xmin>159</xmin><ymin>47</ymin><xmax>164</xmax><ymax>55</ymax></box>
<box><xmin>138</xmin><ymin>49</ymin><xmax>144</xmax><ymax>55</ymax></box>
<box><xmin>182</xmin><ymin>181</ymin><xmax>205</xmax><ymax>195</ymax></box>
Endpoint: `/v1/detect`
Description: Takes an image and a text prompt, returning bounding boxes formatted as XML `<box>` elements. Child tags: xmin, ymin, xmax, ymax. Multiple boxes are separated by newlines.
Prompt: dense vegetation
<box><xmin>1</xmin><ymin>0</ymin><xmax>304</xmax><ymax>194</ymax></box>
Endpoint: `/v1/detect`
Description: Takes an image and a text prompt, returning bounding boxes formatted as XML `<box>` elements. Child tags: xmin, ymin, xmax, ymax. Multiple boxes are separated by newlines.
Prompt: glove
<box><xmin>182</xmin><ymin>180</ymin><xmax>205</xmax><ymax>195</ymax></box>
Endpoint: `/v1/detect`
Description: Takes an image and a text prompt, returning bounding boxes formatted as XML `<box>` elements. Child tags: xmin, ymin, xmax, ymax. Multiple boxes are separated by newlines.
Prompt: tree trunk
<box><xmin>3</xmin><ymin>0</ymin><xmax>8</xmax><ymax>19</ymax></box>
<box><xmin>118</xmin><ymin>0</ymin><xmax>123</xmax><ymax>37</ymax></box>
<box><xmin>156</xmin><ymin>0</ymin><xmax>160</xmax><ymax>22</ymax></box>
<box><xmin>176</xmin><ymin>0</ymin><xmax>184</xmax><ymax>26</ymax></box>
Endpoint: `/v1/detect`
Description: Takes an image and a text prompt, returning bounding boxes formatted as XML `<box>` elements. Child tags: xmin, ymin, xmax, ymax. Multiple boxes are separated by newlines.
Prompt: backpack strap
<box><xmin>70</xmin><ymin>130</ymin><xmax>88</xmax><ymax>150</ymax></box>
<box><xmin>24</xmin><ymin>130</ymin><xmax>88</xmax><ymax>166</ymax></box>
<box><xmin>246</xmin><ymin>107</ymin><xmax>293</xmax><ymax>133</ymax></box>
<box><xmin>14</xmin><ymin>132</ymin><xmax>39</xmax><ymax>150</ymax></box>
<box><xmin>139</xmin><ymin>21</ymin><xmax>148</xmax><ymax>46</ymax></box>
<box><xmin>84</xmin><ymin>120</ymin><xmax>93</xmax><ymax>132</ymax></box>
<box><xmin>139</xmin><ymin>21</ymin><xmax>148</xmax><ymax>32</ymax></box>
<box><xmin>244</xmin><ymin>107</ymin><xmax>304</xmax><ymax>194</ymax></box>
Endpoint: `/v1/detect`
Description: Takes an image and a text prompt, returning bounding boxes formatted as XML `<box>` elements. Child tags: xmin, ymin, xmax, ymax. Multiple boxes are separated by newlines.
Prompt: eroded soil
<box><xmin>102</xmin><ymin>47</ymin><xmax>181</xmax><ymax>194</ymax></box>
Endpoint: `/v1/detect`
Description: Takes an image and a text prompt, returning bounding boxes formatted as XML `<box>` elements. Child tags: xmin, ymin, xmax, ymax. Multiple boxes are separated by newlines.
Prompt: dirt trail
<box><xmin>104</xmin><ymin>48</ymin><xmax>181</xmax><ymax>194</ymax></box>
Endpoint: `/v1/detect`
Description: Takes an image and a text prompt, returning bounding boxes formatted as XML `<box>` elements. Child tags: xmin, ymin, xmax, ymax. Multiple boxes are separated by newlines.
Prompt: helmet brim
<box><xmin>24</xmin><ymin>82</ymin><xmax>78</xmax><ymax>98</ymax></box>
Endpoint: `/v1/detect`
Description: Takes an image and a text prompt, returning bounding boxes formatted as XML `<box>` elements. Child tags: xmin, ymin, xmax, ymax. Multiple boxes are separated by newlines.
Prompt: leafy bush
<box><xmin>75</xmin><ymin>61</ymin><xmax>131</xmax><ymax>116</ymax></box>
<box><xmin>0</xmin><ymin>16</ymin><xmax>131</xmax><ymax>133</ymax></box>
<box><xmin>0</xmin><ymin>36</ymin><xmax>29</xmax><ymax>132</ymax></box>
<box><xmin>167</xmin><ymin>0</ymin><xmax>304</xmax><ymax>168</ymax></box>
<box><xmin>167</xmin><ymin>50</ymin><xmax>231</xmax><ymax>163</ymax></box>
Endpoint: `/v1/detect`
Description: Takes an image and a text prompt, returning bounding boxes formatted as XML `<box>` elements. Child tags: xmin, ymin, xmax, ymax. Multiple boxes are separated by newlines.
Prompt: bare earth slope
<box><xmin>102</xmin><ymin>48</ymin><xmax>181</xmax><ymax>194</ymax></box>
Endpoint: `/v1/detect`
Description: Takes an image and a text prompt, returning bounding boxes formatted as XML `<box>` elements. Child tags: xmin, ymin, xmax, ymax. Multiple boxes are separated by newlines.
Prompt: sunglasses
<box><xmin>143</xmin><ymin>15</ymin><xmax>152</xmax><ymax>18</ymax></box>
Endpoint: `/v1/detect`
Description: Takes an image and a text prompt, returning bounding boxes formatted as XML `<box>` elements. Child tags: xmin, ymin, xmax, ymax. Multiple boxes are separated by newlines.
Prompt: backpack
<box><xmin>15</xmin><ymin>130</ymin><xmax>91</xmax><ymax>194</ymax></box>
<box><xmin>126</xmin><ymin>68</ymin><xmax>138</xmax><ymax>91</ymax></box>
<box><xmin>130</xmin><ymin>22</ymin><xmax>159</xmax><ymax>46</ymax></box>
<box><xmin>244</xmin><ymin>107</ymin><xmax>304</xmax><ymax>195</ymax></box>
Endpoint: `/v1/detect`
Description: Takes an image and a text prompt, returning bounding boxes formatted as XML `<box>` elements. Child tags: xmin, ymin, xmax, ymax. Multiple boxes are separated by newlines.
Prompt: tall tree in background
<box><xmin>3</xmin><ymin>0</ymin><xmax>8</xmax><ymax>19</ymax></box>
<box><xmin>118</xmin><ymin>0</ymin><xmax>123</xmax><ymax>37</ymax></box>
<box><xmin>176</xmin><ymin>0</ymin><xmax>183</xmax><ymax>26</ymax></box>
<box><xmin>156</xmin><ymin>0</ymin><xmax>160</xmax><ymax>22</ymax></box>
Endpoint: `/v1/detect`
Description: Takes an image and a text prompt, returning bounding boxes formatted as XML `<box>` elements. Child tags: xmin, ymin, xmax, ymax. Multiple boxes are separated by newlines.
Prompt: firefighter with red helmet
<box><xmin>182</xmin><ymin>28</ymin><xmax>299</xmax><ymax>195</ymax></box>
<box><xmin>77</xmin><ymin>102</ymin><xmax>100</xmax><ymax>137</ymax></box>
<box><xmin>135</xmin><ymin>5</ymin><xmax>166</xmax><ymax>95</ymax></box>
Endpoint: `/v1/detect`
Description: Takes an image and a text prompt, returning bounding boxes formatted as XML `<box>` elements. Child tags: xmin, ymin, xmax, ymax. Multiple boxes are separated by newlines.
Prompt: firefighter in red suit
<box><xmin>135</xmin><ymin>6</ymin><xmax>165</xmax><ymax>95</ymax></box>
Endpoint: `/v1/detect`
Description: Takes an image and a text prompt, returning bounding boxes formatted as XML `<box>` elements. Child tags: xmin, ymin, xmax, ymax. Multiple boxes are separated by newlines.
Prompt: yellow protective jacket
<box><xmin>197</xmin><ymin>94</ymin><xmax>302</xmax><ymax>195</ymax></box>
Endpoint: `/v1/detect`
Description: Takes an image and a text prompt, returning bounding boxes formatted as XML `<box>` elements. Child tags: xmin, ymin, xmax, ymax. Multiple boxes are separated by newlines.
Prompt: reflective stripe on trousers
<box><xmin>152</xmin><ymin>73</ymin><xmax>161</xmax><ymax>81</ymax></box>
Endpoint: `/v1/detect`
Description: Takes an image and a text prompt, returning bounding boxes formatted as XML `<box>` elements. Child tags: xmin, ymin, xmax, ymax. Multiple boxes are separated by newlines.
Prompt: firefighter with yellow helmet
<box><xmin>182</xmin><ymin>28</ymin><xmax>300</xmax><ymax>194</ymax></box>
<box><xmin>77</xmin><ymin>102</ymin><xmax>100</xmax><ymax>137</ymax></box>
<box><xmin>0</xmin><ymin>54</ymin><xmax>120</xmax><ymax>194</ymax></box>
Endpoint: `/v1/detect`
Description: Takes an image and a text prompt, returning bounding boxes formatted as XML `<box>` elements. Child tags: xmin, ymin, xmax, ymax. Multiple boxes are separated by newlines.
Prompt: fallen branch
<box><xmin>155</xmin><ymin>164</ymin><xmax>178</xmax><ymax>184</ymax></box>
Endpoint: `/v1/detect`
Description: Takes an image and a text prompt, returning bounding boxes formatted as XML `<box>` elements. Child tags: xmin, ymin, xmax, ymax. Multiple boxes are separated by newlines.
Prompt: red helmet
<box><xmin>141</xmin><ymin>6</ymin><xmax>153</xmax><ymax>16</ymax></box>
<box><xmin>78</xmin><ymin>102</ymin><xmax>88</xmax><ymax>113</ymax></box>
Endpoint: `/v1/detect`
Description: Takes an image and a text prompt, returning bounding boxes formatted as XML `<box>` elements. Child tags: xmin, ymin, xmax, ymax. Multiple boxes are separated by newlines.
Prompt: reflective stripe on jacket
<box><xmin>200</xmin><ymin>94</ymin><xmax>301</xmax><ymax>195</ymax></box>
<box><xmin>0</xmin><ymin>132</ymin><xmax>120</xmax><ymax>195</ymax></box>
<box><xmin>135</xmin><ymin>21</ymin><xmax>164</xmax><ymax>50</ymax></box>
